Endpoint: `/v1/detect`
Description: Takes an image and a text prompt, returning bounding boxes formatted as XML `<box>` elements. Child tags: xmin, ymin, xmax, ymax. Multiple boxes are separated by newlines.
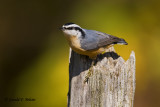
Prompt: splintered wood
<box><xmin>68</xmin><ymin>47</ymin><xmax>135</xmax><ymax>107</ymax></box>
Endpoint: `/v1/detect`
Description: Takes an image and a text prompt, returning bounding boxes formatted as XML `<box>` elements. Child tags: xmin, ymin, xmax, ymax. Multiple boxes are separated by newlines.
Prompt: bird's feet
<box><xmin>84</xmin><ymin>66</ymin><xmax>94</xmax><ymax>83</ymax></box>
<box><xmin>84</xmin><ymin>60</ymin><xmax>95</xmax><ymax>83</ymax></box>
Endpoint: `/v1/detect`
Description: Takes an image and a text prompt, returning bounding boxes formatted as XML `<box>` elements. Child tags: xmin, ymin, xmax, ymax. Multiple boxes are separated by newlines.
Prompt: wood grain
<box><xmin>68</xmin><ymin>47</ymin><xmax>135</xmax><ymax>107</ymax></box>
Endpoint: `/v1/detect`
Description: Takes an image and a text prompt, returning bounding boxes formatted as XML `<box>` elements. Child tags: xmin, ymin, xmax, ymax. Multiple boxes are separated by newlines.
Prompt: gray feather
<box><xmin>80</xmin><ymin>29</ymin><xmax>127</xmax><ymax>51</ymax></box>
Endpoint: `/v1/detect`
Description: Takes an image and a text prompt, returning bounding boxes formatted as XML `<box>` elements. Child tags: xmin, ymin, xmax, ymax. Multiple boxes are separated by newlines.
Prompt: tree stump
<box><xmin>68</xmin><ymin>47</ymin><xmax>136</xmax><ymax>107</ymax></box>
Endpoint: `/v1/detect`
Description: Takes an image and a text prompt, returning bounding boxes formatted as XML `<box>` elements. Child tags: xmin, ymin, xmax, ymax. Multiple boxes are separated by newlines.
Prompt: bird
<box><xmin>60</xmin><ymin>22</ymin><xmax>128</xmax><ymax>82</ymax></box>
<box><xmin>60</xmin><ymin>22</ymin><xmax>128</xmax><ymax>59</ymax></box>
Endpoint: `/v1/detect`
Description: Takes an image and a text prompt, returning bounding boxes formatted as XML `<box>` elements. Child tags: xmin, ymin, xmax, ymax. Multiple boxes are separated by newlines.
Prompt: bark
<box><xmin>68</xmin><ymin>47</ymin><xmax>136</xmax><ymax>107</ymax></box>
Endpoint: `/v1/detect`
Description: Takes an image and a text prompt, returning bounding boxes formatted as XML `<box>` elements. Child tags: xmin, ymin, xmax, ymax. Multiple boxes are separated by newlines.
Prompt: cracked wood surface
<box><xmin>68</xmin><ymin>47</ymin><xmax>136</xmax><ymax>107</ymax></box>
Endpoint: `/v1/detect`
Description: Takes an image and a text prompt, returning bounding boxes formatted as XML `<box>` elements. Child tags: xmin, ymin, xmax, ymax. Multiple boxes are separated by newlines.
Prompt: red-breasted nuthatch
<box><xmin>60</xmin><ymin>23</ymin><xmax>128</xmax><ymax>59</ymax></box>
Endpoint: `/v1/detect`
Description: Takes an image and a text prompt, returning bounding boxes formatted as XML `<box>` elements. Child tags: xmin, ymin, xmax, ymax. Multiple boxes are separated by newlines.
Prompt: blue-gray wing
<box><xmin>80</xmin><ymin>29</ymin><xmax>127</xmax><ymax>51</ymax></box>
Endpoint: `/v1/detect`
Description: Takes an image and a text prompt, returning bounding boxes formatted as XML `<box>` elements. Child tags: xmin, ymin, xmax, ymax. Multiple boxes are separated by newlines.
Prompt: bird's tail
<box><xmin>117</xmin><ymin>38</ymin><xmax>128</xmax><ymax>45</ymax></box>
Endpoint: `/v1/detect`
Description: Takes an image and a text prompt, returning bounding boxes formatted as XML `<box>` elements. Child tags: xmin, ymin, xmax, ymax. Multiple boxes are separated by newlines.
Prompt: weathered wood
<box><xmin>68</xmin><ymin>47</ymin><xmax>136</xmax><ymax>107</ymax></box>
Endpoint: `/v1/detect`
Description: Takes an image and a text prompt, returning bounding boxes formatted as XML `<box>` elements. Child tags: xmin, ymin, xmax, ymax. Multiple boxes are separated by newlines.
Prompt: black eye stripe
<box><xmin>67</xmin><ymin>27</ymin><xmax>74</xmax><ymax>30</ymax></box>
<box><xmin>74</xmin><ymin>27</ymin><xmax>81</xmax><ymax>31</ymax></box>
<box><xmin>64</xmin><ymin>27</ymin><xmax>85</xmax><ymax>38</ymax></box>
<box><xmin>65</xmin><ymin>27</ymin><xmax>81</xmax><ymax>30</ymax></box>
<box><xmin>63</xmin><ymin>27</ymin><xmax>73</xmax><ymax>30</ymax></box>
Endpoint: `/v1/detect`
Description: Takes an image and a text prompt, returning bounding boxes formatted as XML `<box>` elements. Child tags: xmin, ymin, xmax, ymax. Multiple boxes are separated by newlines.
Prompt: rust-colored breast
<box><xmin>64</xmin><ymin>34</ymin><xmax>111</xmax><ymax>59</ymax></box>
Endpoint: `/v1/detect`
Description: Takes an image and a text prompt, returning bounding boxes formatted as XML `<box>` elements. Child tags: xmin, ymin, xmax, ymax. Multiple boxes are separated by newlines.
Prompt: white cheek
<box><xmin>71</xmin><ymin>30</ymin><xmax>77</xmax><ymax>36</ymax></box>
<box><xmin>76</xmin><ymin>32</ymin><xmax>81</xmax><ymax>38</ymax></box>
<box><xmin>64</xmin><ymin>30</ymin><xmax>81</xmax><ymax>38</ymax></box>
<box><xmin>64</xmin><ymin>30</ymin><xmax>71</xmax><ymax>35</ymax></box>
<box><xmin>71</xmin><ymin>30</ymin><xmax>81</xmax><ymax>38</ymax></box>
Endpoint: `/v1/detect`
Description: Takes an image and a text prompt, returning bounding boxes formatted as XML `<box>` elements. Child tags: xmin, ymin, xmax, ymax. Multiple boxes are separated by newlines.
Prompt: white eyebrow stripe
<box><xmin>63</xmin><ymin>24</ymin><xmax>80</xmax><ymax>28</ymax></box>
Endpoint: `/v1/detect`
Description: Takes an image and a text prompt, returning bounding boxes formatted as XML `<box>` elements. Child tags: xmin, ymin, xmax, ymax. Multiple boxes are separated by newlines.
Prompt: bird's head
<box><xmin>60</xmin><ymin>23</ymin><xmax>85</xmax><ymax>38</ymax></box>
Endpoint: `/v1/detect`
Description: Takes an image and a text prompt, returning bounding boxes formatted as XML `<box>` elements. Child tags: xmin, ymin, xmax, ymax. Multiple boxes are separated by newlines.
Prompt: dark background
<box><xmin>0</xmin><ymin>0</ymin><xmax>160</xmax><ymax>107</ymax></box>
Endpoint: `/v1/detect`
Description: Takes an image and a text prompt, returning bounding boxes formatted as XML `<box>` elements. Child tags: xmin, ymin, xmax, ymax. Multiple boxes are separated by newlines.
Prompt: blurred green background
<box><xmin>0</xmin><ymin>0</ymin><xmax>160</xmax><ymax>107</ymax></box>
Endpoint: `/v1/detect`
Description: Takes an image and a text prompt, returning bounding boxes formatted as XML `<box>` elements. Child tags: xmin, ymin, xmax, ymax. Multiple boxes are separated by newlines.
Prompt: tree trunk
<box><xmin>68</xmin><ymin>47</ymin><xmax>136</xmax><ymax>107</ymax></box>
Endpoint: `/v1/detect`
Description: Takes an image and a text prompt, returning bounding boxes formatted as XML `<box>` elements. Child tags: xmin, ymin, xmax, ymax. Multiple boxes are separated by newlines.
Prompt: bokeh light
<box><xmin>0</xmin><ymin>0</ymin><xmax>160</xmax><ymax>107</ymax></box>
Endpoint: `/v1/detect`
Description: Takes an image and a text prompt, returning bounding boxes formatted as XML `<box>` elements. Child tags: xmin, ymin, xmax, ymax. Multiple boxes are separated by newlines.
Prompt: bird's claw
<box><xmin>84</xmin><ymin>68</ymin><xmax>93</xmax><ymax>83</ymax></box>
<box><xmin>84</xmin><ymin>60</ymin><xmax>95</xmax><ymax>83</ymax></box>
